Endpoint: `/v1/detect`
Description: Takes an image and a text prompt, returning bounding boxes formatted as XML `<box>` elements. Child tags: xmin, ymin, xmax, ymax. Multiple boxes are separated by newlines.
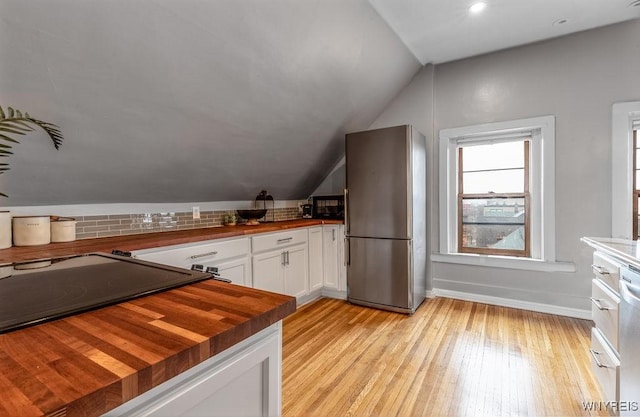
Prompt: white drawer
<box><xmin>252</xmin><ymin>229</ymin><xmax>308</xmax><ymax>253</ymax></box>
<box><xmin>134</xmin><ymin>237</ymin><xmax>250</xmax><ymax>269</ymax></box>
<box><xmin>590</xmin><ymin>328</ymin><xmax>620</xmax><ymax>404</ymax></box>
<box><xmin>591</xmin><ymin>278</ymin><xmax>620</xmax><ymax>352</ymax></box>
<box><xmin>592</xmin><ymin>252</ymin><xmax>622</xmax><ymax>294</ymax></box>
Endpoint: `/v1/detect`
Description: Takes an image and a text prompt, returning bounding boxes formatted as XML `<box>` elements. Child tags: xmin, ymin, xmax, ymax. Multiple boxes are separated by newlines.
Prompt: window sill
<box><xmin>431</xmin><ymin>253</ymin><xmax>576</xmax><ymax>272</ymax></box>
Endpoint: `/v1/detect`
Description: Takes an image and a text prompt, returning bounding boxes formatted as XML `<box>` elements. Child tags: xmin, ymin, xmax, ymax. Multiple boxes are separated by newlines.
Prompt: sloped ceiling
<box><xmin>0</xmin><ymin>0</ymin><xmax>421</xmax><ymax>206</ymax></box>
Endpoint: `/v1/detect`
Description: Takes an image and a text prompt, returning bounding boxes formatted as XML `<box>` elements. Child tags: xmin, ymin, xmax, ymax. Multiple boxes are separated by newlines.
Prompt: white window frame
<box><xmin>435</xmin><ymin>115</ymin><xmax>573</xmax><ymax>272</ymax></box>
<box><xmin>612</xmin><ymin>101</ymin><xmax>640</xmax><ymax>239</ymax></box>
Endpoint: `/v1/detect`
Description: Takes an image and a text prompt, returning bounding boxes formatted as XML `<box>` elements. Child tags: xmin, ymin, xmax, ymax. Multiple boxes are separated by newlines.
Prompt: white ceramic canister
<box><xmin>0</xmin><ymin>211</ymin><xmax>11</xmax><ymax>249</ymax></box>
<box><xmin>12</xmin><ymin>216</ymin><xmax>51</xmax><ymax>246</ymax></box>
<box><xmin>50</xmin><ymin>217</ymin><xmax>77</xmax><ymax>243</ymax></box>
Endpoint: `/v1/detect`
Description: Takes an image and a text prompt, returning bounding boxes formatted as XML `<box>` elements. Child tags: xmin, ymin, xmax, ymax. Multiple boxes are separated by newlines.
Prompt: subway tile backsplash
<box><xmin>74</xmin><ymin>207</ymin><xmax>302</xmax><ymax>240</ymax></box>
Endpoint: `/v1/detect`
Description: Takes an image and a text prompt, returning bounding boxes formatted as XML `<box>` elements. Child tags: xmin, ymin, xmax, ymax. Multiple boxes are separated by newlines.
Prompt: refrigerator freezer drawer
<box><xmin>347</xmin><ymin>237</ymin><xmax>412</xmax><ymax>312</ymax></box>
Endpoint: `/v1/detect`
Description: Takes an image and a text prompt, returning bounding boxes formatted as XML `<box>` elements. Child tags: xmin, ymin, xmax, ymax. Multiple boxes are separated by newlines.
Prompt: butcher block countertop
<box><xmin>0</xmin><ymin>218</ymin><xmax>342</xmax><ymax>263</ymax></box>
<box><xmin>0</xmin><ymin>219</ymin><xmax>340</xmax><ymax>416</ymax></box>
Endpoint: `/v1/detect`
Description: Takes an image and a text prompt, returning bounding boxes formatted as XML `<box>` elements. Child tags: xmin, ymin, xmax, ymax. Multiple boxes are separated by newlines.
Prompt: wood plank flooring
<box><xmin>282</xmin><ymin>297</ymin><xmax>609</xmax><ymax>417</ymax></box>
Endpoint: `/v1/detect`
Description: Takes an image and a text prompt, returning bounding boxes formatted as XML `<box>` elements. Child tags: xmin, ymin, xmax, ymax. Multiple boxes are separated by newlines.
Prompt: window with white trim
<box><xmin>439</xmin><ymin>116</ymin><xmax>556</xmax><ymax>264</ymax></box>
<box><xmin>632</xmin><ymin>121</ymin><xmax>640</xmax><ymax>239</ymax></box>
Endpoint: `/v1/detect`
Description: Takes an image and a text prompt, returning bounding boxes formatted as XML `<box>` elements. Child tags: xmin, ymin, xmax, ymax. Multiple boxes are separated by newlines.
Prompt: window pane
<box><xmin>462</xmin><ymin>141</ymin><xmax>525</xmax><ymax>172</ymax></box>
<box><xmin>461</xmin><ymin>224</ymin><xmax>525</xmax><ymax>251</ymax></box>
<box><xmin>463</xmin><ymin>169</ymin><xmax>524</xmax><ymax>194</ymax></box>
<box><xmin>461</xmin><ymin>198</ymin><xmax>526</xmax><ymax>251</ymax></box>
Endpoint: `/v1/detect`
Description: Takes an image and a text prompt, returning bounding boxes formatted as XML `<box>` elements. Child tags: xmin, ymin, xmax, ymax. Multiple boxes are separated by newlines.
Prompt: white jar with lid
<box><xmin>0</xmin><ymin>211</ymin><xmax>10</xmax><ymax>249</ymax></box>
<box><xmin>12</xmin><ymin>216</ymin><xmax>51</xmax><ymax>246</ymax></box>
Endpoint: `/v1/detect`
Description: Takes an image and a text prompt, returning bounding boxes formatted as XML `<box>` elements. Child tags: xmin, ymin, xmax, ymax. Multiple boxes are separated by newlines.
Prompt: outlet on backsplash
<box><xmin>192</xmin><ymin>207</ymin><xmax>200</xmax><ymax>220</ymax></box>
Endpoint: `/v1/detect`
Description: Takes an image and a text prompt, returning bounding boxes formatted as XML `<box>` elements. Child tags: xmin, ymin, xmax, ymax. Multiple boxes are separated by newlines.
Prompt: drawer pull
<box><xmin>189</xmin><ymin>251</ymin><xmax>218</xmax><ymax>260</ymax></box>
<box><xmin>590</xmin><ymin>297</ymin><xmax>610</xmax><ymax>311</ymax></box>
<box><xmin>591</xmin><ymin>264</ymin><xmax>609</xmax><ymax>275</ymax></box>
<box><xmin>277</xmin><ymin>237</ymin><xmax>293</xmax><ymax>244</ymax></box>
<box><xmin>589</xmin><ymin>348</ymin><xmax>610</xmax><ymax>368</ymax></box>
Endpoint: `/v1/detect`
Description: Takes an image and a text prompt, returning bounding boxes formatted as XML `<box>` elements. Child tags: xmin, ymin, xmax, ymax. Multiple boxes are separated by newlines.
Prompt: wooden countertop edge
<box><xmin>2</xmin><ymin>280</ymin><xmax>297</xmax><ymax>417</ymax></box>
<box><xmin>62</xmin><ymin>296</ymin><xmax>297</xmax><ymax>417</ymax></box>
<box><xmin>0</xmin><ymin>219</ymin><xmax>343</xmax><ymax>263</ymax></box>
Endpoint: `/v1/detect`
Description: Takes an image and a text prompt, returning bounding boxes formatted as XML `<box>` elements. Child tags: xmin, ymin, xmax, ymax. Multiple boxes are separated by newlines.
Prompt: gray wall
<box><xmin>369</xmin><ymin>20</ymin><xmax>640</xmax><ymax>310</ymax></box>
<box><xmin>0</xmin><ymin>0</ymin><xmax>420</xmax><ymax>206</ymax></box>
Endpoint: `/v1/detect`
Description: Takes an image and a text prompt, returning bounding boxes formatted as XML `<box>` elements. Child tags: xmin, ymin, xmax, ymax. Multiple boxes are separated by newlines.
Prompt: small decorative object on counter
<box><xmin>50</xmin><ymin>216</ymin><xmax>77</xmax><ymax>242</ymax></box>
<box><xmin>223</xmin><ymin>214</ymin><xmax>237</xmax><ymax>226</ymax></box>
<box><xmin>0</xmin><ymin>211</ymin><xmax>11</xmax><ymax>249</ymax></box>
<box><xmin>255</xmin><ymin>190</ymin><xmax>274</xmax><ymax>223</ymax></box>
<box><xmin>12</xmin><ymin>216</ymin><xmax>51</xmax><ymax>246</ymax></box>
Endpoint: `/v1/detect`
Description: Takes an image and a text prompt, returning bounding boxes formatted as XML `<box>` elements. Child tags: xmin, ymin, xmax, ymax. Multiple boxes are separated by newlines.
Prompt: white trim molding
<box><xmin>431</xmin><ymin>253</ymin><xmax>575</xmax><ymax>272</ymax></box>
<box><xmin>438</xmin><ymin>115</ymin><xmax>557</xmax><ymax>270</ymax></box>
<box><xmin>611</xmin><ymin>101</ymin><xmax>640</xmax><ymax>239</ymax></box>
<box><xmin>433</xmin><ymin>288</ymin><xmax>590</xmax><ymax>320</ymax></box>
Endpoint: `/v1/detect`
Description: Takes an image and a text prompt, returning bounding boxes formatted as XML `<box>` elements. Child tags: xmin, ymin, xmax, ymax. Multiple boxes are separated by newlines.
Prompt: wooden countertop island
<box><xmin>0</xmin><ymin>220</ymin><xmax>338</xmax><ymax>416</ymax></box>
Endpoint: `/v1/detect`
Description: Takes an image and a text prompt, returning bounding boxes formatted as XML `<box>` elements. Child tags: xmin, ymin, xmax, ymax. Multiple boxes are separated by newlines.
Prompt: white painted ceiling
<box><xmin>369</xmin><ymin>0</ymin><xmax>640</xmax><ymax>64</ymax></box>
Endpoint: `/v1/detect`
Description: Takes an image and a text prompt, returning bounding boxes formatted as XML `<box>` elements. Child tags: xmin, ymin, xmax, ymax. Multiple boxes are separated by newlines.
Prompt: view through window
<box><xmin>458</xmin><ymin>139</ymin><xmax>530</xmax><ymax>257</ymax></box>
<box><xmin>634</xmin><ymin>128</ymin><xmax>639</xmax><ymax>239</ymax></box>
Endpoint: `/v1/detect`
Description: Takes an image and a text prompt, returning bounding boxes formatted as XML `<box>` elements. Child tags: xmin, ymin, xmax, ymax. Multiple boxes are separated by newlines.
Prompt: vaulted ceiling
<box><xmin>1</xmin><ymin>0</ymin><xmax>637</xmax><ymax>207</ymax></box>
<box><xmin>0</xmin><ymin>0</ymin><xmax>420</xmax><ymax>205</ymax></box>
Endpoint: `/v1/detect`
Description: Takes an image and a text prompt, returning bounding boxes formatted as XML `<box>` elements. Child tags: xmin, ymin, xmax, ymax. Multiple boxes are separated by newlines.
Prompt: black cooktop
<box><xmin>0</xmin><ymin>253</ymin><xmax>212</xmax><ymax>334</ymax></box>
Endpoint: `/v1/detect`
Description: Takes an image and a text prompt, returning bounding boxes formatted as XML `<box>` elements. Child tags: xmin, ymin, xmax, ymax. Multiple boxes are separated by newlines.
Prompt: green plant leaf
<box><xmin>0</xmin><ymin>106</ymin><xmax>65</xmax><ymax>197</ymax></box>
<box><xmin>0</xmin><ymin>133</ymin><xmax>20</xmax><ymax>144</ymax></box>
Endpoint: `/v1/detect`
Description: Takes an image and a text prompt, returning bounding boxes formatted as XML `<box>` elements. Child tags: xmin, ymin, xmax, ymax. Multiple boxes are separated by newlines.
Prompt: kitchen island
<box><xmin>0</xmin><ymin>271</ymin><xmax>296</xmax><ymax>416</ymax></box>
<box><xmin>0</xmin><ymin>221</ymin><xmax>328</xmax><ymax>416</ymax></box>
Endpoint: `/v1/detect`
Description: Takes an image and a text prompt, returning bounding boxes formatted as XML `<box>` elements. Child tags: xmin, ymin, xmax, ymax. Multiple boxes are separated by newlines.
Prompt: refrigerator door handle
<box><xmin>344</xmin><ymin>188</ymin><xmax>349</xmax><ymax>235</ymax></box>
<box><xmin>345</xmin><ymin>237</ymin><xmax>350</xmax><ymax>266</ymax></box>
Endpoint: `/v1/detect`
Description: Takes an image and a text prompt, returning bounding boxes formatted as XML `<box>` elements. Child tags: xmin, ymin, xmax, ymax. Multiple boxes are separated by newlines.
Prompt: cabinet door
<box><xmin>338</xmin><ymin>225</ymin><xmax>347</xmax><ymax>291</ymax></box>
<box><xmin>252</xmin><ymin>250</ymin><xmax>284</xmax><ymax>294</ymax></box>
<box><xmin>214</xmin><ymin>256</ymin><xmax>252</xmax><ymax>287</ymax></box>
<box><xmin>323</xmin><ymin>226</ymin><xmax>339</xmax><ymax>290</ymax></box>
<box><xmin>308</xmin><ymin>227</ymin><xmax>324</xmax><ymax>292</ymax></box>
<box><xmin>284</xmin><ymin>244</ymin><xmax>309</xmax><ymax>299</ymax></box>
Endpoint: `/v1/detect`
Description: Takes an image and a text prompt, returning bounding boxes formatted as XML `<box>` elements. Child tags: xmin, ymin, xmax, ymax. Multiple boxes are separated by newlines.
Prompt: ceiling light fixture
<box><xmin>552</xmin><ymin>18</ymin><xmax>569</xmax><ymax>26</ymax></box>
<box><xmin>469</xmin><ymin>2</ymin><xmax>487</xmax><ymax>14</ymax></box>
<box><xmin>629</xmin><ymin>0</ymin><xmax>640</xmax><ymax>7</ymax></box>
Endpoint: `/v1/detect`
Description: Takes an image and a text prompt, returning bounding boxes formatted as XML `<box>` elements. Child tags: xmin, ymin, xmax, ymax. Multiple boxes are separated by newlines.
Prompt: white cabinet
<box><xmin>588</xmin><ymin>249</ymin><xmax>622</xmax><ymax>405</ymax></box>
<box><xmin>103</xmin><ymin>322</ymin><xmax>283</xmax><ymax>417</ymax></box>
<box><xmin>252</xmin><ymin>230</ymin><xmax>308</xmax><ymax>301</ymax></box>
<box><xmin>308</xmin><ymin>227</ymin><xmax>324</xmax><ymax>293</ymax></box>
<box><xmin>133</xmin><ymin>237</ymin><xmax>252</xmax><ymax>287</ymax></box>
<box><xmin>322</xmin><ymin>225</ymin><xmax>339</xmax><ymax>290</ymax></box>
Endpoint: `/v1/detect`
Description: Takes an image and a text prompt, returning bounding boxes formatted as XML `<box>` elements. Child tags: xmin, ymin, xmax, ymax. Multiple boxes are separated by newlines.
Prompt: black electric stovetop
<box><xmin>0</xmin><ymin>253</ymin><xmax>212</xmax><ymax>334</ymax></box>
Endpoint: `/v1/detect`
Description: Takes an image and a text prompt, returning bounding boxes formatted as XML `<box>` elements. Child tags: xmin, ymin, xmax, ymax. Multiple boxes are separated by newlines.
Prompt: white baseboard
<box><xmin>432</xmin><ymin>288</ymin><xmax>592</xmax><ymax>320</ymax></box>
<box><xmin>321</xmin><ymin>288</ymin><xmax>347</xmax><ymax>300</ymax></box>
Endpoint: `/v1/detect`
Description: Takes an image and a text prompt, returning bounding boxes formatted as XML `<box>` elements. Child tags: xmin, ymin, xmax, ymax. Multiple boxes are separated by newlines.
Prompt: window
<box><xmin>437</xmin><ymin>116</ymin><xmax>558</xmax><ymax>270</ymax></box>
<box><xmin>633</xmin><ymin>126</ymin><xmax>640</xmax><ymax>239</ymax></box>
<box><xmin>458</xmin><ymin>139</ymin><xmax>530</xmax><ymax>257</ymax></box>
<box><xmin>612</xmin><ymin>101</ymin><xmax>640</xmax><ymax>239</ymax></box>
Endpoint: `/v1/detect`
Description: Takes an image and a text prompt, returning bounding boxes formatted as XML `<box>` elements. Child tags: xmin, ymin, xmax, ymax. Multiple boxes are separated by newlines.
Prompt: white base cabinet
<box><xmin>308</xmin><ymin>227</ymin><xmax>324</xmax><ymax>293</ymax></box>
<box><xmin>133</xmin><ymin>237</ymin><xmax>252</xmax><ymax>287</ymax></box>
<box><xmin>252</xmin><ymin>229</ymin><xmax>309</xmax><ymax>301</ymax></box>
<box><xmin>103</xmin><ymin>322</ymin><xmax>283</xmax><ymax>417</ymax></box>
<box><xmin>133</xmin><ymin>225</ymin><xmax>347</xmax><ymax>305</ymax></box>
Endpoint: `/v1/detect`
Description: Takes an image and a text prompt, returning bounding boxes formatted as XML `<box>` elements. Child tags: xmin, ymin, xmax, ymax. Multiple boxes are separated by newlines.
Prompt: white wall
<box><xmin>369</xmin><ymin>20</ymin><xmax>640</xmax><ymax>313</ymax></box>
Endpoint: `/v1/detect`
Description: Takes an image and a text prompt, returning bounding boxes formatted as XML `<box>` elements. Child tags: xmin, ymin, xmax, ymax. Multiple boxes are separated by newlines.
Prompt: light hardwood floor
<box><xmin>282</xmin><ymin>297</ymin><xmax>609</xmax><ymax>417</ymax></box>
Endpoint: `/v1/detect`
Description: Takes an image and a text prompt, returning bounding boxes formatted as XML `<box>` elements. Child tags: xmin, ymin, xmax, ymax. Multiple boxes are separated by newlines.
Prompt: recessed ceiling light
<box><xmin>469</xmin><ymin>2</ymin><xmax>487</xmax><ymax>14</ymax></box>
<box><xmin>629</xmin><ymin>0</ymin><xmax>640</xmax><ymax>7</ymax></box>
<box><xmin>552</xmin><ymin>18</ymin><xmax>569</xmax><ymax>26</ymax></box>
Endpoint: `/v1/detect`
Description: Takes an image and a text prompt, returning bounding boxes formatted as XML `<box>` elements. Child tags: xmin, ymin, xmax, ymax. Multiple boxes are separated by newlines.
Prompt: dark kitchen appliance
<box><xmin>345</xmin><ymin>125</ymin><xmax>426</xmax><ymax>314</ymax></box>
<box><xmin>301</xmin><ymin>203</ymin><xmax>313</xmax><ymax>219</ymax></box>
<box><xmin>620</xmin><ymin>265</ymin><xmax>640</xmax><ymax>416</ymax></box>
<box><xmin>0</xmin><ymin>253</ymin><xmax>212</xmax><ymax>334</ymax></box>
<box><xmin>312</xmin><ymin>195</ymin><xmax>345</xmax><ymax>220</ymax></box>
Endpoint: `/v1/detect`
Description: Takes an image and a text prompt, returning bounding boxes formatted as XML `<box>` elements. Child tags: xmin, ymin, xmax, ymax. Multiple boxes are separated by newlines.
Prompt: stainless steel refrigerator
<box><xmin>345</xmin><ymin>125</ymin><xmax>427</xmax><ymax>314</ymax></box>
